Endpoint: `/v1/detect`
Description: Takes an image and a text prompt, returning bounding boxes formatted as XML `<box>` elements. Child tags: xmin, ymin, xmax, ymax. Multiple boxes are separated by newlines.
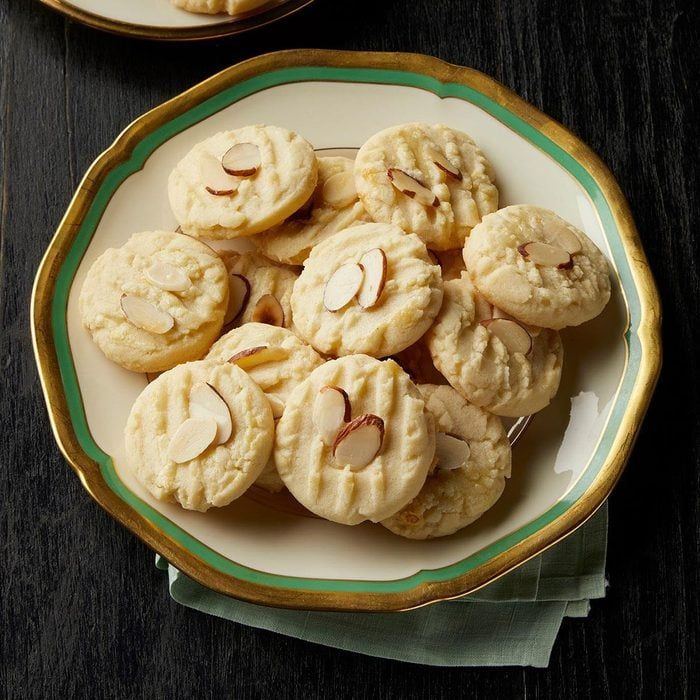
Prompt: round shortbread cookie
<box><xmin>463</xmin><ymin>205</ymin><xmax>611</xmax><ymax>329</ymax></box>
<box><xmin>382</xmin><ymin>384</ymin><xmax>511</xmax><ymax>539</ymax></box>
<box><xmin>256</xmin><ymin>156</ymin><xmax>372</xmax><ymax>265</ymax></box>
<box><xmin>207</xmin><ymin>323</ymin><xmax>324</xmax><ymax>492</ymax></box>
<box><xmin>426</xmin><ymin>277</ymin><xmax>563</xmax><ymax>417</ymax></box>
<box><xmin>207</xmin><ymin>322</ymin><xmax>323</xmax><ymax>400</ymax></box>
<box><xmin>79</xmin><ymin>230</ymin><xmax>228</xmax><ymax>373</ymax></box>
<box><xmin>354</xmin><ymin>123</ymin><xmax>499</xmax><ymax>251</ymax></box>
<box><xmin>221</xmin><ymin>252</ymin><xmax>298</xmax><ymax>330</ymax></box>
<box><xmin>291</xmin><ymin>223</ymin><xmax>444</xmax><ymax>357</ymax></box>
<box><xmin>124</xmin><ymin>360</ymin><xmax>274</xmax><ymax>511</ymax></box>
<box><xmin>275</xmin><ymin>355</ymin><xmax>436</xmax><ymax>524</ymax></box>
<box><xmin>171</xmin><ymin>0</ymin><xmax>268</xmax><ymax>14</ymax></box>
<box><xmin>168</xmin><ymin>125</ymin><xmax>317</xmax><ymax>239</ymax></box>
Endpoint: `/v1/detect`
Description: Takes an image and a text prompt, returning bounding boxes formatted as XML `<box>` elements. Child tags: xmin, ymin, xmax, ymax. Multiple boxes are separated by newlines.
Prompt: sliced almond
<box><xmin>224</xmin><ymin>273</ymin><xmax>251</xmax><ymax>325</ymax></box>
<box><xmin>357</xmin><ymin>248</ymin><xmax>387</xmax><ymax>309</ymax></box>
<box><xmin>518</xmin><ymin>241</ymin><xmax>573</xmax><ymax>269</ymax></box>
<box><xmin>145</xmin><ymin>262</ymin><xmax>190</xmax><ymax>293</ymax></box>
<box><xmin>251</xmin><ymin>294</ymin><xmax>285</xmax><ymax>327</ymax></box>
<box><xmin>547</xmin><ymin>223</ymin><xmax>583</xmax><ymax>254</ymax></box>
<box><xmin>189</xmin><ymin>382</ymin><xmax>232</xmax><ymax>445</ymax></box>
<box><xmin>431</xmin><ymin>151</ymin><xmax>463</xmax><ymax>181</ymax></box>
<box><xmin>228</xmin><ymin>345</ymin><xmax>289</xmax><ymax>369</ymax></box>
<box><xmin>322</xmin><ymin>171</ymin><xmax>357</xmax><ymax>208</ymax></box>
<box><xmin>167</xmin><ymin>416</ymin><xmax>218</xmax><ymax>464</ymax></box>
<box><xmin>267</xmin><ymin>393</ymin><xmax>285</xmax><ymax>419</ymax></box>
<box><xmin>222</xmin><ymin>142</ymin><xmax>261</xmax><ymax>177</ymax></box>
<box><xmin>435</xmin><ymin>432</ymin><xmax>471</xmax><ymax>471</ymax></box>
<box><xmin>202</xmin><ymin>153</ymin><xmax>240</xmax><ymax>196</ymax></box>
<box><xmin>387</xmin><ymin>168</ymin><xmax>439</xmax><ymax>207</ymax></box>
<box><xmin>120</xmin><ymin>294</ymin><xmax>174</xmax><ymax>334</ymax></box>
<box><xmin>473</xmin><ymin>293</ymin><xmax>493</xmax><ymax>322</ymax></box>
<box><xmin>481</xmin><ymin>318</ymin><xmax>532</xmax><ymax>355</ymax></box>
<box><xmin>323</xmin><ymin>262</ymin><xmax>364</xmax><ymax>312</ymax></box>
<box><xmin>333</xmin><ymin>414</ymin><xmax>385</xmax><ymax>469</ymax></box>
<box><xmin>313</xmin><ymin>385</ymin><xmax>351</xmax><ymax>445</ymax></box>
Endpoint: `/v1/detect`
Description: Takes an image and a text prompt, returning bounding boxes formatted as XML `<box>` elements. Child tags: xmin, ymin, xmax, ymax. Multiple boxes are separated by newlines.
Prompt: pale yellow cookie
<box><xmin>220</xmin><ymin>252</ymin><xmax>297</xmax><ymax>330</ymax></box>
<box><xmin>354</xmin><ymin>123</ymin><xmax>498</xmax><ymax>250</ymax></box>
<box><xmin>168</xmin><ymin>125</ymin><xmax>317</xmax><ymax>239</ymax></box>
<box><xmin>207</xmin><ymin>323</ymin><xmax>324</xmax><ymax>492</ymax></box>
<box><xmin>382</xmin><ymin>384</ymin><xmax>511</xmax><ymax>539</ymax></box>
<box><xmin>206</xmin><ymin>322</ymin><xmax>323</xmax><ymax>401</ymax></box>
<box><xmin>79</xmin><ymin>230</ymin><xmax>228</xmax><ymax>373</ymax></box>
<box><xmin>291</xmin><ymin>223</ymin><xmax>443</xmax><ymax>357</ymax></box>
<box><xmin>275</xmin><ymin>355</ymin><xmax>436</xmax><ymax>524</ymax></box>
<box><xmin>426</xmin><ymin>277</ymin><xmax>563</xmax><ymax>416</ymax></box>
<box><xmin>124</xmin><ymin>360</ymin><xmax>274</xmax><ymax>511</ymax></box>
<box><xmin>463</xmin><ymin>205</ymin><xmax>611</xmax><ymax>329</ymax></box>
<box><xmin>256</xmin><ymin>156</ymin><xmax>371</xmax><ymax>265</ymax></box>
<box><xmin>172</xmin><ymin>0</ymin><xmax>268</xmax><ymax>14</ymax></box>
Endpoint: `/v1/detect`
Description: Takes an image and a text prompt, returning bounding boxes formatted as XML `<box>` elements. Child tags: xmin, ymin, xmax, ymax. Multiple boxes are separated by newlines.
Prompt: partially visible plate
<box><xmin>38</xmin><ymin>0</ymin><xmax>314</xmax><ymax>40</ymax></box>
<box><xmin>32</xmin><ymin>50</ymin><xmax>661</xmax><ymax>611</ymax></box>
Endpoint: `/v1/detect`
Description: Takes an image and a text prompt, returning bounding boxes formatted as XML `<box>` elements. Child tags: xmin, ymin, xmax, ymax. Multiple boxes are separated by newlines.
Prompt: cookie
<box><xmin>382</xmin><ymin>384</ymin><xmax>511</xmax><ymax>539</ymax></box>
<box><xmin>124</xmin><ymin>360</ymin><xmax>274</xmax><ymax>511</ymax></box>
<box><xmin>256</xmin><ymin>156</ymin><xmax>371</xmax><ymax>265</ymax></box>
<box><xmin>354</xmin><ymin>123</ymin><xmax>499</xmax><ymax>251</ymax></box>
<box><xmin>207</xmin><ymin>323</ymin><xmax>324</xmax><ymax>492</ymax></box>
<box><xmin>220</xmin><ymin>252</ymin><xmax>298</xmax><ymax>330</ymax></box>
<box><xmin>207</xmin><ymin>322</ymin><xmax>323</xmax><ymax>402</ymax></box>
<box><xmin>172</xmin><ymin>0</ymin><xmax>268</xmax><ymax>14</ymax></box>
<box><xmin>274</xmin><ymin>355</ymin><xmax>436</xmax><ymax>524</ymax></box>
<box><xmin>291</xmin><ymin>223</ymin><xmax>443</xmax><ymax>357</ymax></box>
<box><xmin>463</xmin><ymin>205</ymin><xmax>611</xmax><ymax>329</ymax></box>
<box><xmin>426</xmin><ymin>276</ymin><xmax>563</xmax><ymax>417</ymax></box>
<box><xmin>168</xmin><ymin>125</ymin><xmax>317</xmax><ymax>239</ymax></box>
<box><xmin>79</xmin><ymin>230</ymin><xmax>228</xmax><ymax>373</ymax></box>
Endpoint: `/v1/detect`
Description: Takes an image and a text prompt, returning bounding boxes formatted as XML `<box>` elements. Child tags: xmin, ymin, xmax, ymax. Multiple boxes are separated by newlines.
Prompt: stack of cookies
<box><xmin>79</xmin><ymin>122</ymin><xmax>611</xmax><ymax>539</ymax></box>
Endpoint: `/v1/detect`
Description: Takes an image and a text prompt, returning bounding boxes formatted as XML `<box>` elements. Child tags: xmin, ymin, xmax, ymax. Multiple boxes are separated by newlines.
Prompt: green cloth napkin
<box><xmin>155</xmin><ymin>502</ymin><xmax>607</xmax><ymax>668</ymax></box>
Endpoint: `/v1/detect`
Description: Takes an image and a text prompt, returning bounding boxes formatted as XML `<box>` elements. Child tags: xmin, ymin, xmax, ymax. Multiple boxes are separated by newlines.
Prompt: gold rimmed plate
<box><xmin>32</xmin><ymin>50</ymin><xmax>661</xmax><ymax>612</ymax></box>
<box><xmin>38</xmin><ymin>0</ymin><xmax>314</xmax><ymax>41</ymax></box>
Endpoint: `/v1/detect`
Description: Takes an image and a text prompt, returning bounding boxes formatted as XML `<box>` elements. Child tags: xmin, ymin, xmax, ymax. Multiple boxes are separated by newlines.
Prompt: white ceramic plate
<box><xmin>32</xmin><ymin>51</ymin><xmax>661</xmax><ymax>611</ymax></box>
<box><xmin>39</xmin><ymin>0</ymin><xmax>314</xmax><ymax>40</ymax></box>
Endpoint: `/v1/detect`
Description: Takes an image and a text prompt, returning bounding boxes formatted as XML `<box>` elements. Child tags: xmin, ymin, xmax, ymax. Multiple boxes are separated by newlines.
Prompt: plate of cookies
<box><xmin>33</xmin><ymin>50</ymin><xmax>661</xmax><ymax>611</ymax></box>
<box><xmin>38</xmin><ymin>0</ymin><xmax>313</xmax><ymax>40</ymax></box>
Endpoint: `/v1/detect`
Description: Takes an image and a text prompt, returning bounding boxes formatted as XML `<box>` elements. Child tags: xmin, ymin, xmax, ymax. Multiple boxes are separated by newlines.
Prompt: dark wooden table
<box><xmin>2</xmin><ymin>0</ymin><xmax>698</xmax><ymax>696</ymax></box>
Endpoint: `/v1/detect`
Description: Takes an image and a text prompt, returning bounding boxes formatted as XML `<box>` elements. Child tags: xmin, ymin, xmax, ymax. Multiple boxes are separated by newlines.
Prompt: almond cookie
<box><xmin>426</xmin><ymin>276</ymin><xmax>563</xmax><ymax>417</ymax></box>
<box><xmin>274</xmin><ymin>355</ymin><xmax>435</xmax><ymax>524</ymax></box>
<box><xmin>207</xmin><ymin>323</ymin><xmax>324</xmax><ymax>492</ymax></box>
<box><xmin>79</xmin><ymin>230</ymin><xmax>228</xmax><ymax>373</ymax></box>
<box><xmin>206</xmin><ymin>322</ymin><xmax>323</xmax><ymax>400</ymax></box>
<box><xmin>354</xmin><ymin>123</ymin><xmax>498</xmax><ymax>251</ymax></box>
<box><xmin>463</xmin><ymin>205</ymin><xmax>611</xmax><ymax>329</ymax></box>
<box><xmin>220</xmin><ymin>252</ymin><xmax>297</xmax><ymax>330</ymax></box>
<box><xmin>168</xmin><ymin>125</ymin><xmax>318</xmax><ymax>240</ymax></box>
<box><xmin>172</xmin><ymin>0</ymin><xmax>268</xmax><ymax>14</ymax></box>
<box><xmin>256</xmin><ymin>156</ymin><xmax>371</xmax><ymax>265</ymax></box>
<box><xmin>291</xmin><ymin>223</ymin><xmax>443</xmax><ymax>357</ymax></box>
<box><xmin>124</xmin><ymin>360</ymin><xmax>274</xmax><ymax>512</ymax></box>
<box><xmin>382</xmin><ymin>384</ymin><xmax>511</xmax><ymax>539</ymax></box>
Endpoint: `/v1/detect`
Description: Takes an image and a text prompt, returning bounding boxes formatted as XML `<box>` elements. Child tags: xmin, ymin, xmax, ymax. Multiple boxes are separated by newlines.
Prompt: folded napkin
<box><xmin>156</xmin><ymin>502</ymin><xmax>607</xmax><ymax>667</ymax></box>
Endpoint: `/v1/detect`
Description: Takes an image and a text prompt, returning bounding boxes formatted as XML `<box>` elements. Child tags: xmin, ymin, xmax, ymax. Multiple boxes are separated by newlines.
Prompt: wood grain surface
<box><xmin>1</xmin><ymin>0</ymin><xmax>698</xmax><ymax>696</ymax></box>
